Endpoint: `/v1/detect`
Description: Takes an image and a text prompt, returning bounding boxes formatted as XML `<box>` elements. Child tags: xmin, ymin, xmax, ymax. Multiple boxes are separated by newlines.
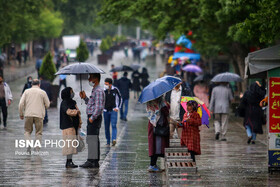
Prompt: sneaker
<box><xmin>147</xmin><ymin>165</ymin><xmax>161</xmax><ymax>172</ymax></box>
<box><xmin>112</xmin><ymin>140</ymin><xmax>116</xmax><ymax>146</ymax></box>
<box><xmin>247</xmin><ymin>136</ymin><xmax>252</xmax><ymax>144</ymax></box>
<box><xmin>220</xmin><ymin>138</ymin><xmax>227</xmax><ymax>141</ymax></box>
<box><xmin>215</xmin><ymin>133</ymin><xmax>220</xmax><ymax>140</ymax></box>
<box><xmin>124</xmin><ymin>118</ymin><xmax>127</xmax><ymax>121</ymax></box>
<box><xmin>105</xmin><ymin>143</ymin><xmax>110</xmax><ymax>147</ymax></box>
<box><xmin>252</xmin><ymin>141</ymin><xmax>255</xmax><ymax>144</ymax></box>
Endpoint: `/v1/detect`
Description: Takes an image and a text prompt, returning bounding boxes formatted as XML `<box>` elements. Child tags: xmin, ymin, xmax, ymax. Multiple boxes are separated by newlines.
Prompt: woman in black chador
<box><xmin>240</xmin><ymin>81</ymin><xmax>266</xmax><ymax>144</ymax></box>
<box><xmin>131</xmin><ymin>70</ymin><xmax>141</xmax><ymax>98</ymax></box>
<box><xmin>140</xmin><ymin>67</ymin><xmax>150</xmax><ymax>90</ymax></box>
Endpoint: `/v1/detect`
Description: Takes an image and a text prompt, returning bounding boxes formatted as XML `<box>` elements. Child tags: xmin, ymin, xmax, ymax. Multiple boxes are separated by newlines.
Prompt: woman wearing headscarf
<box><xmin>60</xmin><ymin>87</ymin><xmax>82</xmax><ymax>168</ymax></box>
<box><xmin>146</xmin><ymin>96</ymin><xmax>169</xmax><ymax>172</ymax></box>
<box><xmin>140</xmin><ymin>67</ymin><xmax>150</xmax><ymax>89</ymax></box>
<box><xmin>21</xmin><ymin>76</ymin><xmax>33</xmax><ymax>95</ymax></box>
<box><xmin>240</xmin><ymin>81</ymin><xmax>266</xmax><ymax>144</ymax></box>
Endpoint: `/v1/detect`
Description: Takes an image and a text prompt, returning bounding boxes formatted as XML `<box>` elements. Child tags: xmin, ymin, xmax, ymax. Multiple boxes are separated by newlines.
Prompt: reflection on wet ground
<box><xmin>0</xmin><ymin>51</ymin><xmax>280</xmax><ymax>186</ymax></box>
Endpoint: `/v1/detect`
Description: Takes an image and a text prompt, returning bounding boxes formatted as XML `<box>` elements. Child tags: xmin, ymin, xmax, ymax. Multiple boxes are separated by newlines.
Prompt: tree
<box><xmin>76</xmin><ymin>41</ymin><xmax>89</xmax><ymax>62</ymax></box>
<box><xmin>98</xmin><ymin>0</ymin><xmax>280</xmax><ymax>91</ymax></box>
<box><xmin>39</xmin><ymin>52</ymin><xmax>57</xmax><ymax>82</ymax></box>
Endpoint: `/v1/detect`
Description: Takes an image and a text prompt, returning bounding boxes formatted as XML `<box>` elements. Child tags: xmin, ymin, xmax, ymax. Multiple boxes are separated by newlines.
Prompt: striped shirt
<box><xmin>84</xmin><ymin>85</ymin><xmax>105</xmax><ymax>120</ymax></box>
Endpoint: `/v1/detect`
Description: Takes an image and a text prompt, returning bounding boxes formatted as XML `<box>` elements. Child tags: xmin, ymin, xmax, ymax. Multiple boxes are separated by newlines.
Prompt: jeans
<box><xmin>103</xmin><ymin>111</ymin><xmax>118</xmax><ymax>144</ymax></box>
<box><xmin>120</xmin><ymin>99</ymin><xmax>129</xmax><ymax>120</ymax></box>
<box><xmin>246</xmin><ymin>125</ymin><xmax>256</xmax><ymax>140</ymax></box>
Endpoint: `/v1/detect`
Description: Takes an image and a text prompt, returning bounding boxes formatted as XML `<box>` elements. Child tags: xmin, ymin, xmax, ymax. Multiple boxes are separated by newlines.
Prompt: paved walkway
<box><xmin>0</xmin><ymin>49</ymin><xmax>280</xmax><ymax>186</ymax></box>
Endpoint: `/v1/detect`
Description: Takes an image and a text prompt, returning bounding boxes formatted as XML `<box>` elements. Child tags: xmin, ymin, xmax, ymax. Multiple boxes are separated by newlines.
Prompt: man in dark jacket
<box><xmin>103</xmin><ymin>78</ymin><xmax>122</xmax><ymax>146</ymax></box>
<box><xmin>39</xmin><ymin>76</ymin><xmax>52</xmax><ymax>124</ymax></box>
<box><xmin>165</xmin><ymin>75</ymin><xmax>193</xmax><ymax>139</ymax></box>
<box><xmin>116</xmin><ymin>72</ymin><xmax>132</xmax><ymax>121</ymax></box>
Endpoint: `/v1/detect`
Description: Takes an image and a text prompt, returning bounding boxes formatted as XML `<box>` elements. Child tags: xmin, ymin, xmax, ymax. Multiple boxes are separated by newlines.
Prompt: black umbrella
<box><xmin>194</xmin><ymin>74</ymin><xmax>213</xmax><ymax>82</ymax></box>
<box><xmin>110</xmin><ymin>65</ymin><xmax>134</xmax><ymax>72</ymax></box>
<box><xmin>211</xmin><ymin>72</ymin><xmax>242</xmax><ymax>82</ymax></box>
<box><xmin>130</xmin><ymin>64</ymin><xmax>141</xmax><ymax>71</ymax></box>
<box><xmin>55</xmin><ymin>62</ymin><xmax>105</xmax><ymax>91</ymax></box>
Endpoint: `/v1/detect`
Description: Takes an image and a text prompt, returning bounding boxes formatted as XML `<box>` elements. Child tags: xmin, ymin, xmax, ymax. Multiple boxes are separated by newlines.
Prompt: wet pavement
<box><xmin>1</xmin><ymin>50</ymin><xmax>280</xmax><ymax>186</ymax></box>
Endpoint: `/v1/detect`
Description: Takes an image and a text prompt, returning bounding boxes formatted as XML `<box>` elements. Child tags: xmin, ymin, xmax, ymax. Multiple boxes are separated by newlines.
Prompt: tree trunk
<box><xmin>230</xmin><ymin>42</ymin><xmax>250</xmax><ymax>93</ymax></box>
<box><xmin>29</xmin><ymin>41</ymin><xmax>33</xmax><ymax>58</ymax></box>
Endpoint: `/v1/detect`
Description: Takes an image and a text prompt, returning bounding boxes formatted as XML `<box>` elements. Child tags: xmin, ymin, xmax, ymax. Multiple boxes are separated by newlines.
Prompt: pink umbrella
<box><xmin>182</xmin><ymin>64</ymin><xmax>202</xmax><ymax>73</ymax></box>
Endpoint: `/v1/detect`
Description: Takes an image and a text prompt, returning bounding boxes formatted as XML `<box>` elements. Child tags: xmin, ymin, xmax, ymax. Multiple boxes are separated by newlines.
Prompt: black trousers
<box><xmin>0</xmin><ymin>98</ymin><xmax>7</xmax><ymax>126</ymax></box>
<box><xmin>150</xmin><ymin>155</ymin><xmax>158</xmax><ymax>166</ymax></box>
<box><xmin>189</xmin><ymin>150</ymin><xmax>196</xmax><ymax>162</ymax></box>
<box><xmin>87</xmin><ymin>115</ymin><xmax>102</xmax><ymax>162</ymax></box>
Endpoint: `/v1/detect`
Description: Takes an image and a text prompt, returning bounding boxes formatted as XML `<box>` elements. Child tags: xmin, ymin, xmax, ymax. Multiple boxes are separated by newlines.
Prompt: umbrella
<box><xmin>182</xmin><ymin>64</ymin><xmax>202</xmax><ymax>73</ymax></box>
<box><xmin>172</xmin><ymin>52</ymin><xmax>200</xmax><ymax>60</ymax></box>
<box><xmin>55</xmin><ymin>62</ymin><xmax>105</xmax><ymax>91</ymax></box>
<box><xmin>130</xmin><ymin>64</ymin><xmax>141</xmax><ymax>71</ymax></box>
<box><xmin>176</xmin><ymin>35</ymin><xmax>192</xmax><ymax>49</ymax></box>
<box><xmin>211</xmin><ymin>72</ymin><xmax>242</xmax><ymax>82</ymax></box>
<box><xmin>138</xmin><ymin>76</ymin><xmax>182</xmax><ymax>103</ymax></box>
<box><xmin>110</xmin><ymin>65</ymin><xmax>134</xmax><ymax>72</ymax></box>
<box><xmin>194</xmin><ymin>74</ymin><xmax>213</xmax><ymax>82</ymax></box>
<box><xmin>181</xmin><ymin>96</ymin><xmax>210</xmax><ymax>128</ymax></box>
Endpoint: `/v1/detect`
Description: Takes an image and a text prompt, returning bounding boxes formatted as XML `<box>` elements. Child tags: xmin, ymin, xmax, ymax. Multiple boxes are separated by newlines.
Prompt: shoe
<box><xmin>105</xmin><ymin>143</ymin><xmax>110</xmax><ymax>147</ymax></box>
<box><xmin>247</xmin><ymin>136</ymin><xmax>252</xmax><ymax>144</ymax></box>
<box><xmin>27</xmin><ymin>147</ymin><xmax>31</xmax><ymax>154</ymax></box>
<box><xmin>79</xmin><ymin>161</ymin><xmax>97</xmax><ymax>168</ymax></box>
<box><xmin>220</xmin><ymin>138</ymin><xmax>227</xmax><ymax>141</ymax></box>
<box><xmin>112</xmin><ymin>140</ymin><xmax>116</xmax><ymax>146</ymax></box>
<box><xmin>3</xmin><ymin>126</ymin><xmax>7</xmax><ymax>130</ymax></box>
<box><xmin>215</xmin><ymin>133</ymin><xmax>220</xmax><ymax>140</ymax></box>
<box><xmin>124</xmin><ymin>118</ymin><xmax>127</xmax><ymax>121</ymax></box>
<box><xmin>147</xmin><ymin>165</ymin><xmax>161</xmax><ymax>172</ymax></box>
<box><xmin>252</xmin><ymin>141</ymin><xmax>255</xmax><ymax>144</ymax></box>
<box><xmin>66</xmin><ymin>161</ymin><xmax>78</xmax><ymax>168</ymax></box>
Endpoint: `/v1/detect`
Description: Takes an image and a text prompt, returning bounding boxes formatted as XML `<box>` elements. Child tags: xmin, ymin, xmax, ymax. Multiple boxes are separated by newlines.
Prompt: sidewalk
<box><xmin>3</xmin><ymin>58</ymin><xmax>36</xmax><ymax>83</ymax></box>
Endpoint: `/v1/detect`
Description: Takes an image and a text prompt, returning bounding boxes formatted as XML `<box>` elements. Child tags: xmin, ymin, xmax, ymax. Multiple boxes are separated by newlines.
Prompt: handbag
<box><xmin>236</xmin><ymin>100</ymin><xmax>246</xmax><ymax>117</ymax></box>
<box><xmin>153</xmin><ymin>112</ymin><xmax>170</xmax><ymax>137</ymax></box>
<box><xmin>76</xmin><ymin>135</ymin><xmax>85</xmax><ymax>152</ymax></box>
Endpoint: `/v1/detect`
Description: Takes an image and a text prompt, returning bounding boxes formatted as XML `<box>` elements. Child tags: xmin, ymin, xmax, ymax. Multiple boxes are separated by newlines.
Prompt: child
<box><xmin>179</xmin><ymin>100</ymin><xmax>201</xmax><ymax>162</ymax></box>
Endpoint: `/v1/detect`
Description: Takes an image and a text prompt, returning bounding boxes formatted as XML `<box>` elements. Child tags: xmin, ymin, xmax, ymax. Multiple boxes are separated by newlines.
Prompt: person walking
<box><xmin>19</xmin><ymin>79</ymin><xmax>50</xmax><ymax>152</ymax></box>
<box><xmin>103</xmin><ymin>78</ymin><xmax>122</xmax><ymax>146</ymax></box>
<box><xmin>59</xmin><ymin>74</ymin><xmax>67</xmax><ymax>91</ymax></box>
<box><xmin>239</xmin><ymin>81</ymin><xmax>266</xmax><ymax>144</ymax></box>
<box><xmin>79</xmin><ymin>73</ymin><xmax>105</xmax><ymax>168</ymax></box>
<box><xmin>140</xmin><ymin>67</ymin><xmax>150</xmax><ymax>90</ymax></box>
<box><xmin>60</xmin><ymin>87</ymin><xmax>82</xmax><ymax>168</ymax></box>
<box><xmin>39</xmin><ymin>76</ymin><xmax>53</xmax><ymax>125</ymax></box>
<box><xmin>193</xmin><ymin>81</ymin><xmax>209</xmax><ymax>108</ymax></box>
<box><xmin>21</xmin><ymin>76</ymin><xmax>33</xmax><ymax>95</ymax></box>
<box><xmin>180</xmin><ymin>100</ymin><xmax>201</xmax><ymax>162</ymax></box>
<box><xmin>209</xmin><ymin>82</ymin><xmax>233</xmax><ymax>141</ymax></box>
<box><xmin>146</xmin><ymin>96</ymin><xmax>169</xmax><ymax>172</ymax></box>
<box><xmin>165</xmin><ymin>75</ymin><xmax>193</xmax><ymax>139</ymax></box>
<box><xmin>116</xmin><ymin>72</ymin><xmax>132</xmax><ymax>121</ymax></box>
<box><xmin>0</xmin><ymin>75</ymin><xmax>12</xmax><ymax>129</ymax></box>
<box><xmin>131</xmin><ymin>69</ymin><xmax>141</xmax><ymax>99</ymax></box>
<box><xmin>110</xmin><ymin>64</ymin><xmax>118</xmax><ymax>85</ymax></box>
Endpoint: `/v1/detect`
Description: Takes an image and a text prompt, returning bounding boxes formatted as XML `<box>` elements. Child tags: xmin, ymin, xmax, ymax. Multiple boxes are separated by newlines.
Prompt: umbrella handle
<box><xmin>80</xmin><ymin>74</ymin><xmax>83</xmax><ymax>105</ymax></box>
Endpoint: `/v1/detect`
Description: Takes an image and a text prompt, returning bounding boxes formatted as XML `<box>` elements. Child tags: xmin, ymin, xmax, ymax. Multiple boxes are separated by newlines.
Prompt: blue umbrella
<box><xmin>138</xmin><ymin>76</ymin><xmax>182</xmax><ymax>103</ymax></box>
<box><xmin>172</xmin><ymin>52</ymin><xmax>200</xmax><ymax>60</ymax></box>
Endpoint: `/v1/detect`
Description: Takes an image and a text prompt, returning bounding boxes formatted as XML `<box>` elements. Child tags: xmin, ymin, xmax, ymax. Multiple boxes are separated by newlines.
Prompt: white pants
<box><xmin>214</xmin><ymin>114</ymin><xmax>229</xmax><ymax>137</ymax></box>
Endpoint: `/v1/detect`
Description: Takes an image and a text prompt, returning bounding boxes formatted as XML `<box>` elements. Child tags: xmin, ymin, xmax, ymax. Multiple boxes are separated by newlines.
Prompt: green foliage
<box><xmin>0</xmin><ymin>0</ymin><xmax>63</xmax><ymax>46</ymax></box>
<box><xmin>76</xmin><ymin>41</ymin><xmax>89</xmax><ymax>62</ymax></box>
<box><xmin>39</xmin><ymin>52</ymin><xmax>57</xmax><ymax>82</ymax></box>
<box><xmin>36</xmin><ymin>8</ymin><xmax>64</xmax><ymax>39</ymax></box>
<box><xmin>99</xmin><ymin>38</ymin><xmax>110</xmax><ymax>53</ymax></box>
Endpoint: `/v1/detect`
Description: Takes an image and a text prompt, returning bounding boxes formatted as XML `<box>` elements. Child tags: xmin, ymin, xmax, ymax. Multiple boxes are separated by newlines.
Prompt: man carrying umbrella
<box><xmin>79</xmin><ymin>73</ymin><xmax>105</xmax><ymax>168</ymax></box>
<box><xmin>209</xmin><ymin>82</ymin><xmax>233</xmax><ymax>141</ymax></box>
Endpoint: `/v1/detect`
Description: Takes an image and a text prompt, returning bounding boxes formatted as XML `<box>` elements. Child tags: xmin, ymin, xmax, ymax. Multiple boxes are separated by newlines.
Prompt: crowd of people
<box><xmin>0</xmin><ymin>57</ymin><xmax>266</xmax><ymax>172</ymax></box>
